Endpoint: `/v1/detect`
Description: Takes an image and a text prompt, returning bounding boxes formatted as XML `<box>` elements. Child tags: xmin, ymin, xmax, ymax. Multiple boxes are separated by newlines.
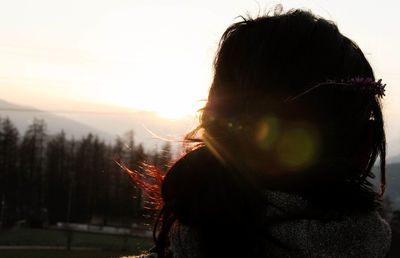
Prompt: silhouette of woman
<box><xmin>136</xmin><ymin>9</ymin><xmax>391</xmax><ymax>258</ymax></box>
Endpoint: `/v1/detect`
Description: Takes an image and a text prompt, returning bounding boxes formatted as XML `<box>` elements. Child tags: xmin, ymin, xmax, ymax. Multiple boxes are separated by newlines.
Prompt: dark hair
<box><xmin>153</xmin><ymin>9</ymin><xmax>386</xmax><ymax>257</ymax></box>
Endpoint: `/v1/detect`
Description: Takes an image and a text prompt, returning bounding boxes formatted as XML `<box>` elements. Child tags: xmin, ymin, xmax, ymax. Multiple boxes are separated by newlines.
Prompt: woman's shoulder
<box><xmin>264</xmin><ymin>189</ymin><xmax>392</xmax><ymax>257</ymax></box>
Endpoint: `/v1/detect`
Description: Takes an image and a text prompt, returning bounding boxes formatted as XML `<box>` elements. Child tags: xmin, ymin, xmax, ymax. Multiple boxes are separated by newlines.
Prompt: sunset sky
<box><xmin>0</xmin><ymin>0</ymin><xmax>399</xmax><ymax>154</ymax></box>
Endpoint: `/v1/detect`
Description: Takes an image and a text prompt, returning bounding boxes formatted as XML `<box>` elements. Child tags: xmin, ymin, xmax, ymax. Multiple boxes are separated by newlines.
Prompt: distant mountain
<box><xmin>385</xmin><ymin>163</ymin><xmax>400</xmax><ymax>209</ymax></box>
<box><xmin>389</xmin><ymin>154</ymin><xmax>400</xmax><ymax>164</ymax></box>
<box><xmin>33</xmin><ymin>101</ymin><xmax>198</xmax><ymax>152</ymax></box>
<box><xmin>373</xmin><ymin>163</ymin><xmax>400</xmax><ymax>209</ymax></box>
<box><xmin>386</xmin><ymin>120</ymin><xmax>400</xmax><ymax>162</ymax></box>
<box><xmin>0</xmin><ymin>99</ymin><xmax>197</xmax><ymax>154</ymax></box>
<box><xmin>0</xmin><ymin>99</ymin><xmax>113</xmax><ymax>142</ymax></box>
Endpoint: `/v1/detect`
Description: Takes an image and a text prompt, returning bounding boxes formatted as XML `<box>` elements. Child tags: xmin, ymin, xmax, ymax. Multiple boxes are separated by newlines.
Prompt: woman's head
<box><xmin>154</xmin><ymin>9</ymin><xmax>386</xmax><ymax>257</ymax></box>
<box><xmin>190</xmin><ymin>9</ymin><xmax>385</xmax><ymax>192</ymax></box>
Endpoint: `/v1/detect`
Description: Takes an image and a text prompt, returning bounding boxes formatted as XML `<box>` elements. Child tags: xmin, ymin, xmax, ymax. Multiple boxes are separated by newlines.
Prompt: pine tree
<box><xmin>45</xmin><ymin>131</ymin><xmax>70</xmax><ymax>224</ymax></box>
<box><xmin>124</xmin><ymin>130</ymin><xmax>144</xmax><ymax>218</ymax></box>
<box><xmin>0</xmin><ymin>117</ymin><xmax>19</xmax><ymax>227</ymax></box>
<box><xmin>19</xmin><ymin>118</ymin><xmax>47</xmax><ymax>227</ymax></box>
<box><xmin>73</xmin><ymin>133</ymin><xmax>94</xmax><ymax>222</ymax></box>
<box><xmin>159</xmin><ymin>142</ymin><xmax>172</xmax><ymax>172</ymax></box>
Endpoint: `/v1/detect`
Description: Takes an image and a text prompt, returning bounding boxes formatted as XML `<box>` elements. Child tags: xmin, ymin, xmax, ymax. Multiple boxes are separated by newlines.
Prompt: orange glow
<box><xmin>277</xmin><ymin>125</ymin><xmax>320</xmax><ymax>171</ymax></box>
<box><xmin>255</xmin><ymin>116</ymin><xmax>280</xmax><ymax>150</ymax></box>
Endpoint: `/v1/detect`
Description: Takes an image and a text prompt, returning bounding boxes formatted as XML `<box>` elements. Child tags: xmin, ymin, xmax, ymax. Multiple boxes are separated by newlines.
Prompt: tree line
<box><xmin>0</xmin><ymin>117</ymin><xmax>173</xmax><ymax>228</ymax></box>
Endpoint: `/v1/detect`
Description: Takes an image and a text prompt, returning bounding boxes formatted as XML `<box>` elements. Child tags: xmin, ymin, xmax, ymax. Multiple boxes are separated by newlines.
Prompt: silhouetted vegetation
<box><xmin>0</xmin><ymin>117</ymin><xmax>172</xmax><ymax>228</ymax></box>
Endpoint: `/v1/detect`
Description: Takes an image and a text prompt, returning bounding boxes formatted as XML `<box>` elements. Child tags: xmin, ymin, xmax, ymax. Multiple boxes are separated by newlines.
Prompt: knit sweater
<box><xmin>136</xmin><ymin>190</ymin><xmax>391</xmax><ymax>258</ymax></box>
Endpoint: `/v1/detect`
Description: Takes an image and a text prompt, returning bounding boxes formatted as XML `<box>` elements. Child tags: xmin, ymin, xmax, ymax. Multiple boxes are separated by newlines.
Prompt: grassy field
<box><xmin>0</xmin><ymin>250</ymin><xmax>140</xmax><ymax>258</ymax></box>
<box><xmin>0</xmin><ymin>227</ymin><xmax>153</xmax><ymax>257</ymax></box>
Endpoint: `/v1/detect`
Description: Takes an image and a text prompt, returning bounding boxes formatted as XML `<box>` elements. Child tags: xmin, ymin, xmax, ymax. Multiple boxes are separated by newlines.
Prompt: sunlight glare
<box><xmin>83</xmin><ymin>6</ymin><xmax>213</xmax><ymax>120</ymax></box>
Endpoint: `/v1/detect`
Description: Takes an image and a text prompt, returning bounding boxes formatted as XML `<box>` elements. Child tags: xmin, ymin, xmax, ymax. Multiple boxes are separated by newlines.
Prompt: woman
<box><xmin>136</xmin><ymin>9</ymin><xmax>391</xmax><ymax>257</ymax></box>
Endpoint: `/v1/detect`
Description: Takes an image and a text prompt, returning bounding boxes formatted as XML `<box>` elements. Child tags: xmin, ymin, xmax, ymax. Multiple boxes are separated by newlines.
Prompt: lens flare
<box><xmin>277</xmin><ymin>125</ymin><xmax>319</xmax><ymax>171</ymax></box>
<box><xmin>255</xmin><ymin>116</ymin><xmax>279</xmax><ymax>150</ymax></box>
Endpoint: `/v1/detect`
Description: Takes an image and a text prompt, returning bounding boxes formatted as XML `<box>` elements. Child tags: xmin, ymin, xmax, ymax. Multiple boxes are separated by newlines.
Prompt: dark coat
<box><xmin>136</xmin><ymin>190</ymin><xmax>391</xmax><ymax>258</ymax></box>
